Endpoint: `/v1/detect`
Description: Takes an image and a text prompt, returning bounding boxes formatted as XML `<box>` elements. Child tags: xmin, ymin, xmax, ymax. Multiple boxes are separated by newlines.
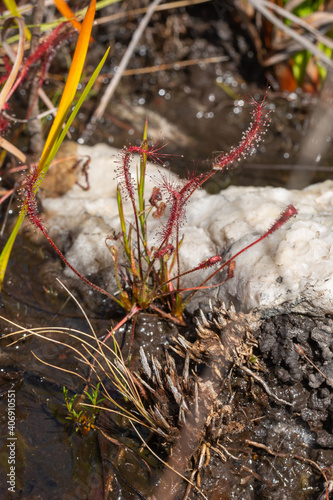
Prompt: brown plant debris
<box><xmin>132</xmin><ymin>301</ymin><xmax>262</xmax><ymax>498</ymax></box>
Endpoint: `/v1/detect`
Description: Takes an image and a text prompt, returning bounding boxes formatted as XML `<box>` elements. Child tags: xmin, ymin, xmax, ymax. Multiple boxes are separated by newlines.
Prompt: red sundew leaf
<box><xmin>7</xmin><ymin>23</ymin><xmax>71</xmax><ymax>102</ymax></box>
<box><xmin>116</xmin><ymin>142</ymin><xmax>170</xmax><ymax>200</ymax></box>
<box><xmin>210</xmin><ymin>204</ymin><xmax>298</xmax><ymax>279</ymax></box>
<box><xmin>0</xmin><ymin>103</ymin><xmax>10</xmax><ymax>134</ymax></box>
<box><xmin>265</xmin><ymin>204</ymin><xmax>298</xmax><ymax>236</ymax></box>
<box><xmin>213</xmin><ymin>94</ymin><xmax>271</xmax><ymax>171</ymax></box>
<box><xmin>197</xmin><ymin>255</ymin><xmax>223</xmax><ymax>270</ymax></box>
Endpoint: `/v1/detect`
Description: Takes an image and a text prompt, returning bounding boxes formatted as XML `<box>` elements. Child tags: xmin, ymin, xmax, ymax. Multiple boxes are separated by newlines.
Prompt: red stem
<box><xmin>157</xmin><ymin>204</ymin><xmax>298</xmax><ymax>299</ymax></box>
<box><xmin>38</xmin><ymin>220</ymin><xmax>117</xmax><ymax>301</ymax></box>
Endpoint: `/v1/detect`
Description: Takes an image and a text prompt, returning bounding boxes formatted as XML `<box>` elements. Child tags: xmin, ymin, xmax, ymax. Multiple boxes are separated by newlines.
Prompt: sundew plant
<box><xmin>21</xmin><ymin>95</ymin><xmax>297</xmax><ymax>340</ymax></box>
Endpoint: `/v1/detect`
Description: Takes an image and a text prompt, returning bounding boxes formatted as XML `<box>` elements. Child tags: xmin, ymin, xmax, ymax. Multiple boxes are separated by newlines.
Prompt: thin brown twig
<box><xmin>260</xmin><ymin>0</ymin><xmax>333</xmax><ymax>51</ymax></box>
<box><xmin>1</xmin><ymin>0</ymin><xmax>54</xmax><ymax>17</ymax></box>
<box><xmin>240</xmin><ymin>464</ymin><xmax>271</xmax><ymax>484</ymax></box>
<box><xmin>94</xmin><ymin>0</ymin><xmax>212</xmax><ymax>26</ymax></box>
<box><xmin>2</xmin><ymin>108</ymin><xmax>58</xmax><ymax>123</ymax></box>
<box><xmin>245</xmin><ymin>439</ymin><xmax>327</xmax><ymax>480</ymax></box>
<box><xmin>90</xmin><ymin>0</ymin><xmax>163</xmax><ymax>125</ymax></box>
<box><xmin>237</xmin><ymin>363</ymin><xmax>292</xmax><ymax>406</ymax></box>
<box><xmin>49</xmin><ymin>55</ymin><xmax>228</xmax><ymax>83</ymax></box>
<box><xmin>294</xmin><ymin>343</ymin><xmax>333</xmax><ymax>386</ymax></box>
<box><xmin>81</xmin><ymin>427</ymin><xmax>150</xmax><ymax>500</ymax></box>
<box><xmin>216</xmin><ymin>443</ymin><xmax>239</xmax><ymax>461</ymax></box>
<box><xmin>243</xmin><ymin>163</ymin><xmax>333</xmax><ymax>172</ymax></box>
<box><xmin>121</xmin><ymin>55</ymin><xmax>228</xmax><ymax>76</ymax></box>
<box><xmin>150</xmin><ymin>304</ymin><xmax>186</xmax><ymax>325</ymax></box>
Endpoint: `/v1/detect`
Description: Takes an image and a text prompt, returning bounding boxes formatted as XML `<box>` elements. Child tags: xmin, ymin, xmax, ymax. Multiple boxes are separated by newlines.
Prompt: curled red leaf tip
<box><xmin>266</xmin><ymin>204</ymin><xmax>298</xmax><ymax>236</ymax></box>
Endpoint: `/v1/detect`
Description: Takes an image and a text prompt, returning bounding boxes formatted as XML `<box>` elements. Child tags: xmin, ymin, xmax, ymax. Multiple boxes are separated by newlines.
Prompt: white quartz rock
<box><xmin>186</xmin><ymin>183</ymin><xmax>333</xmax><ymax>315</ymax></box>
<box><xmin>42</xmin><ymin>143</ymin><xmax>333</xmax><ymax>316</ymax></box>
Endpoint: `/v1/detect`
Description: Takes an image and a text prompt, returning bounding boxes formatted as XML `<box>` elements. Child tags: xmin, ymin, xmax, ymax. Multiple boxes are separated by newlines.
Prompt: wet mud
<box><xmin>62</xmin><ymin>304</ymin><xmax>331</xmax><ymax>500</ymax></box>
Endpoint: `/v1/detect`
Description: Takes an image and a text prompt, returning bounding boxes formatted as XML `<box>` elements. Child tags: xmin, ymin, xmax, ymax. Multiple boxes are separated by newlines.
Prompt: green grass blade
<box><xmin>117</xmin><ymin>186</ymin><xmax>131</xmax><ymax>261</ymax></box>
<box><xmin>138</xmin><ymin>120</ymin><xmax>149</xmax><ymax>260</ymax></box>
<box><xmin>0</xmin><ymin>211</ymin><xmax>25</xmax><ymax>285</ymax></box>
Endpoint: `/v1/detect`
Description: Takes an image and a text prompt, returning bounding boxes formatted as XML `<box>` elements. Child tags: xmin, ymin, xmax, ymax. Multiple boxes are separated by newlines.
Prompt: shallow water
<box><xmin>78</xmin><ymin>77</ymin><xmax>333</xmax><ymax>192</ymax></box>
<box><xmin>0</xmin><ymin>231</ymin><xmax>118</xmax><ymax>498</ymax></box>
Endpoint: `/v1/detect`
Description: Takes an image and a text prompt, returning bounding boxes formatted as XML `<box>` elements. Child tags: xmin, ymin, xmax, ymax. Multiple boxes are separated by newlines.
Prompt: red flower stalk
<box><xmin>21</xmin><ymin>166</ymin><xmax>115</xmax><ymax>301</ymax></box>
<box><xmin>167</xmin><ymin>203</ymin><xmax>298</xmax><ymax>305</ymax></box>
<box><xmin>199</xmin><ymin>204</ymin><xmax>298</xmax><ymax>283</ymax></box>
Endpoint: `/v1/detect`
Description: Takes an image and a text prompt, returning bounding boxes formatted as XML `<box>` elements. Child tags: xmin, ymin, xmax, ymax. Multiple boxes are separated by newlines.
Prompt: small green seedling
<box><xmin>63</xmin><ymin>383</ymin><xmax>105</xmax><ymax>436</ymax></box>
